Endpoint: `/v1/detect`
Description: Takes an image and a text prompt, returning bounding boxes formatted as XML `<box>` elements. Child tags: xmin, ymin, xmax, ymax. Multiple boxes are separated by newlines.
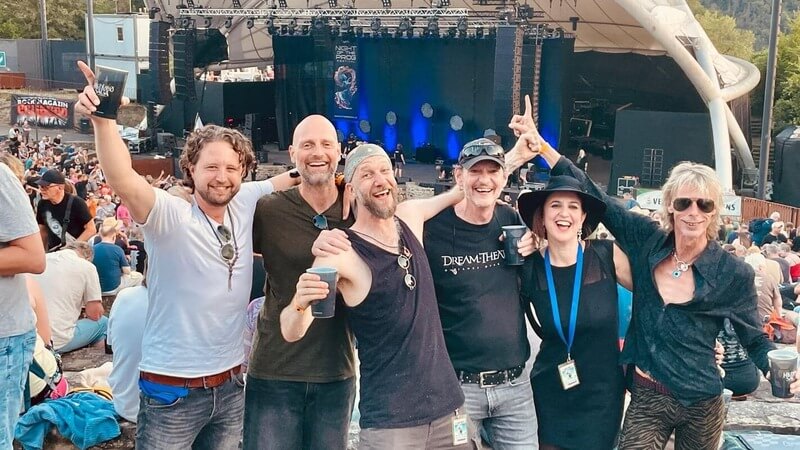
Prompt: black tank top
<box><xmin>346</xmin><ymin>218</ymin><xmax>464</xmax><ymax>429</ymax></box>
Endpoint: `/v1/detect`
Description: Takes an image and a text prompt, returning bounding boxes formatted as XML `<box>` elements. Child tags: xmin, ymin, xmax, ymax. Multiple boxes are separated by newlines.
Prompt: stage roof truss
<box><xmin>178</xmin><ymin>8</ymin><xmax>473</xmax><ymax>18</ymax></box>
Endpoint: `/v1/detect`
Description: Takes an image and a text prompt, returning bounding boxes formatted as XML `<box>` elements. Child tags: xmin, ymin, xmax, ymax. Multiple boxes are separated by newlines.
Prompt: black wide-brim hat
<box><xmin>517</xmin><ymin>175</ymin><xmax>607</xmax><ymax>235</ymax></box>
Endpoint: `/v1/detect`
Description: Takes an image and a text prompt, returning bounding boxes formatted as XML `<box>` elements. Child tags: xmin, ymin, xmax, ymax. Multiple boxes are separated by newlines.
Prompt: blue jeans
<box><xmin>461</xmin><ymin>367</ymin><xmax>538</xmax><ymax>450</ymax></box>
<box><xmin>57</xmin><ymin>317</ymin><xmax>108</xmax><ymax>354</ymax></box>
<box><xmin>136</xmin><ymin>374</ymin><xmax>245</xmax><ymax>450</ymax></box>
<box><xmin>243</xmin><ymin>376</ymin><xmax>356</xmax><ymax>450</ymax></box>
<box><xmin>0</xmin><ymin>330</ymin><xmax>36</xmax><ymax>450</ymax></box>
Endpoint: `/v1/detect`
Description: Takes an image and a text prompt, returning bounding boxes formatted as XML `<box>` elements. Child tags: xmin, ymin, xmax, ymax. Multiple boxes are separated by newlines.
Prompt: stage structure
<box><xmin>145</xmin><ymin>1</ymin><xmax>762</xmax><ymax>192</ymax></box>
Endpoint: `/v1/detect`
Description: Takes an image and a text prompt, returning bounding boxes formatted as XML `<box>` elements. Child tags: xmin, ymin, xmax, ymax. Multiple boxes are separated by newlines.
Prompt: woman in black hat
<box><xmin>517</xmin><ymin>176</ymin><xmax>632</xmax><ymax>450</ymax></box>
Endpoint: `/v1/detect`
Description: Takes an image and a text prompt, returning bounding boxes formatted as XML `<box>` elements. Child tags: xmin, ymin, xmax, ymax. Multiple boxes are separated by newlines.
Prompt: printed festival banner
<box><xmin>10</xmin><ymin>95</ymin><xmax>74</xmax><ymax>128</ymax></box>
<box><xmin>333</xmin><ymin>41</ymin><xmax>358</xmax><ymax>119</ymax></box>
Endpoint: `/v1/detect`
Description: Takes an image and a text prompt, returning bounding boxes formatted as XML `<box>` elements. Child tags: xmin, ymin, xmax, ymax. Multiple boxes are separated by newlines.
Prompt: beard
<box><xmin>195</xmin><ymin>183</ymin><xmax>240</xmax><ymax>207</ymax></box>
<box><xmin>356</xmin><ymin>187</ymin><xmax>398</xmax><ymax>220</ymax></box>
<box><xmin>300</xmin><ymin>169</ymin><xmax>335</xmax><ymax>186</ymax></box>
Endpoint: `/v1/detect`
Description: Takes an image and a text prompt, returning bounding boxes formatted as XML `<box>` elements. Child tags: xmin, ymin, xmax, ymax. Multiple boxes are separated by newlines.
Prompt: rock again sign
<box><xmin>10</xmin><ymin>95</ymin><xmax>74</xmax><ymax>128</ymax></box>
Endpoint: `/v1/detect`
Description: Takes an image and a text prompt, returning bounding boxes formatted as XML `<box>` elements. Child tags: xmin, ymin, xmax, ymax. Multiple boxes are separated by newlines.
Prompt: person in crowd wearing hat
<box><xmin>0</xmin><ymin>161</ymin><xmax>46</xmax><ymax>447</ymax></box>
<box><xmin>285</xmin><ymin>144</ymin><xmax>474</xmax><ymax>449</ymax></box>
<box><xmin>76</xmin><ymin>61</ymin><xmax>301</xmax><ymax>449</ymax></box>
<box><xmin>36</xmin><ymin>168</ymin><xmax>96</xmax><ymax>251</ymax></box>
<box><xmin>91</xmin><ymin>218</ymin><xmax>143</xmax><ymax>295</ymax></box>
<box><xmin>508</xmin><ymin>113</ymin><xmax>776</xmax><ymax>449</ymax></box>
<box><xmin>33</xmin><ymin>241</ymin><xmax>106</xmax><ymax>354</ymax></box>
<box><xmin>515</xmin><ymin>175</ymin><xmax>632</xmax><ymax>450</ymax></box>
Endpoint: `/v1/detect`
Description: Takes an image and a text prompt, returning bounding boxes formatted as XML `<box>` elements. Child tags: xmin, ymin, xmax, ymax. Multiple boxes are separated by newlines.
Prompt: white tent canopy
<box><xmin>147</xmin><ymin>0</ymin><xmax>760</xmax><ymax>188</ymax></box>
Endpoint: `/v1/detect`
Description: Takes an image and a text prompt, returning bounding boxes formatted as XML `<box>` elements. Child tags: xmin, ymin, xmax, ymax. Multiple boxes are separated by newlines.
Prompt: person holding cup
<box><xmin>515</xmin><ymin>176</ymin><xmax>633</xmax><ymax>450</ymax></box>
<box><xmin>283</xmin><ymin>144</ymin><xmax>474</xmax><ymax>448</ymax></box>
<box><xmin>508</xmin><ymin>112</ymin><xmax>776</xmax><ymax>449</ymax></box>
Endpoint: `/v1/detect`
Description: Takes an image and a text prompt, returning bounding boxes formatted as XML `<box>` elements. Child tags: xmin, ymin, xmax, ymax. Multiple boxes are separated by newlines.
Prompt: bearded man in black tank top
<box><xmin>282</xmin><ymin>144</ymin><xmax>472</xmax><ymax>448</ymax></box>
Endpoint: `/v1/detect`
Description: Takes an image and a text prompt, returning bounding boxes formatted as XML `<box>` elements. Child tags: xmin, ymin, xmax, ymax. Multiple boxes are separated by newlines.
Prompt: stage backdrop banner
<box><xmin>333</xmin><ymin>41</ymin><xmax>358</xmax><ymax>119</ymax></box>
<box><xmin>11</xmin><ymin>95</ymin><xmax>74</xmax><ymax>128</ymax></box>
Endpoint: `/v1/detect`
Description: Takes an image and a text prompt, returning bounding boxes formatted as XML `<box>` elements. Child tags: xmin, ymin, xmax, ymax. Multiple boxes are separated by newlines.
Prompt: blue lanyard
<box><xmin>544</xmin><ymin>244</ymin><xmax>584</xmax><ymax>360</ymax></box>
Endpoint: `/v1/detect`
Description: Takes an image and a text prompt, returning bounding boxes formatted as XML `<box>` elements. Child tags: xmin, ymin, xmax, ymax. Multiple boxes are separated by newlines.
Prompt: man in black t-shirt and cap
<box><xmin>36</xmin><ymin>169</ymin><xmax>96</xmax><ymax>251</ymax></box>
<box><xmin>423</xmin><ymin>138</ymin><xmax>540</xmax><ymax>449</ymax></box>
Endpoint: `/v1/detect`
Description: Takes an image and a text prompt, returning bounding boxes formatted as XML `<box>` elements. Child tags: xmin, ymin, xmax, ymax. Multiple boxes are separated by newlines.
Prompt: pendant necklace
<box><xmin>672</xmin><ymin>251</ymin><xmax>692</xmax><ymax>278</ymax></box>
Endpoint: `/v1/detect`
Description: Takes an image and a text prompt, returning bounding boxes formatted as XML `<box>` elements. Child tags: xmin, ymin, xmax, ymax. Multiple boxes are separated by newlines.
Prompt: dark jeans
<box><xmin>722</xmin><ymin>360</ymin><xmax>761</xmax><ymax>396</ymax></box>
<box><xmin>243</xmin><ymin>376</ymin><xmax>356</xmax><ymax>450</ymax></box>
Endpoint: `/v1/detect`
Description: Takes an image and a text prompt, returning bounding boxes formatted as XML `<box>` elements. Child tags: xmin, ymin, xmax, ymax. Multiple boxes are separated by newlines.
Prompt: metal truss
<box><xmin>177</xmin><ymin>8</ymin><xmax>473</xmax><ymax>18</ymax></box>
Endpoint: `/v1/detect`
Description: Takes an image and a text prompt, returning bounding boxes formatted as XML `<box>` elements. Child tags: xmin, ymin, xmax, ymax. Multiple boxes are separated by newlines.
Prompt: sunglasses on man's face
<box><xmin>672</xmin><ymin>197</ymin><xmax>715</xmax><ymax>214</ymax></box>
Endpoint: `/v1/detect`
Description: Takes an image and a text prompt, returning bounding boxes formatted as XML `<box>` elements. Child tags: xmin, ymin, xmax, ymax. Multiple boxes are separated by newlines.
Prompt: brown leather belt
<box><xmin>140</xmin><ymin>366</ymin><xmax>241</xmax><ymax>389</ymax></box>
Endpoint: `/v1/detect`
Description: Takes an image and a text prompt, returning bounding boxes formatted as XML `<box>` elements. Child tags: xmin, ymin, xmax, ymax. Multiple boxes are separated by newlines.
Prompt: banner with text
<box><xmin>10</xmin><ymin>95</ymin><xmax>74</xmax><ymax>128</ymax></box>
<box><xmin>636</xmin><ymin>189</ymin><xmax>742</xmax><ymax>217</ymax></box>
<box><xmin>333</xmin><ymin>41</ymin><xmax>358</xmax><ymax>119</ymax></box>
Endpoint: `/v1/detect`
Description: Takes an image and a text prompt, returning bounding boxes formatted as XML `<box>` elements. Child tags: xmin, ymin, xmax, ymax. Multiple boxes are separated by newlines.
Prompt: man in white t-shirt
<box><xmin>0</xmin><ymin>163</ymin><xmax>46</xmax><ymax>446</ymax></box>
<box><xmin>76</xmin><ymin>61</ymin><xmax>300</xmax><ymax>449</ymax></box>
<box><xmin>34</xmin><ymin>242</ymin><xmax>106</xmax><ymax>353</ymax></box>
<box><xmin>108</xmin><ymin>285</ymin><xmax>148</xmax><ymax>423</ymax></box>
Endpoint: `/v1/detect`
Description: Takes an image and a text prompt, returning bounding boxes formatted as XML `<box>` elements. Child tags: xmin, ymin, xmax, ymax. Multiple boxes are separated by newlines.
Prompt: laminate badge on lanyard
<box><xmin>545</xmin><ymin>244</ymin><xmax>584</xmax><ymax>390</ymax></box>
<box><xmin>452</xmin><ymin>409</ymin><xmax>468</xmax><ymax>446</ymax></box>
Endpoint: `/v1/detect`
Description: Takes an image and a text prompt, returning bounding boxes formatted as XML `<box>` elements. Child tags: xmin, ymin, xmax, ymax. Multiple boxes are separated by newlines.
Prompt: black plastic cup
<box><xmin>767</xmin><ymin>349</ymin><xmax>798</xmax><ymax>398</ymax></box>
<box><xmin>307</xmin><ymin>267</ymin><xmax>337</xmax><ymax>318</ymax></box>
<box><xmin>92</xmin><ymin>65</ymin><xmax>128</xmax><ymax>120</ymax></box>
<box><xmin>502</xmin><ymin>225</ymin><xmax>527</xmax><ymax>266</ymax></box>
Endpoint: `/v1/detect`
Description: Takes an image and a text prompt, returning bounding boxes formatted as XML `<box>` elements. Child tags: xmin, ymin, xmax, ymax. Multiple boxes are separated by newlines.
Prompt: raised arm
<box><xmin>75</xmin><ymin>61</ymin><xmax>155</xmax><ymax>224</ymax></box>
<box><xmin>396</xmin><ymin>186</ymin><xmax>464</xmax><ymax>242</ymax></box>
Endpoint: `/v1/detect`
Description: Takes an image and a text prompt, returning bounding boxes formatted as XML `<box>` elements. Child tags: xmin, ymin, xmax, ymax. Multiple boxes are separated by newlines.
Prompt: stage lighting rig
<box><xmin>447</xmin><ymin>27</ymin><xmax>456</xmax><ymax>38</ymax></box>
<box><xmin>457</xmin><ymin>17</ymin><xmax>467</xmax><ymax>36</ymax></box>
<box><xmin>517</xmin><ymin>5</ymin><xmax>533</xmax><ymax>20</ymax></box>
<box><xmin>202</xmin><ymin>17</ymin><xmax>213</xmax><ymax>28</ymax></box>
<box><xmin>278</xmin><ymin>0</ymin><xmax>288</xmax><ymax>8</ymax></box>
<box><xmin>426</xmin><ymin>18</ymin><xmax>439</xmax><ymax>37</ymax></box>
<box><xmin>398</xmin><ymin>17</ymin><xmax>411</xmax><ymax>32</ymax></box>
<box><xmin>313</xmin><ymin>17</ymin><xmax>326</xmax><ymax>30</ymax></box>
<box><xmin>280</xmin><ymin>25</ymin><xmax>288</xmax><ymax>35</ymax></box>
<box><xmin>381</xmin><ymin>0</ymin><xmax>392</xmax><ymax>8</ymax></box>
<box><xmin>224</xmin><ymin>17</ymin><xmax>233</xmax><ymax>28</ymax></box>
<box><xmin>231</xmin><ymin>0</ymin><xmax>242</xmax><ymax>7</ymax></box>
<box><xmin>265</xmin><ymin>17</ymin><xmax>275</xmax><ymax>31</ymax></box>
<box><xmin>340</xmin><ymin>16</ymin><xmax>352</xmax><ymax>34</ymax></box>
<box><xmin>185</xmin><ymin>1</ymin><xmax>196</xmax><ymax>8</ymax></box>
<box><xmin>148</xmin><ymin>7</ymin><xmax>160</xmax><ymax>20</ymax></box>
<box><xmin>433</xmin><ymin>0</ymin><xmax>450</xmax><ymax>7</ymax></box>
<box><xmin>328</xmin><ymin>0</ymin><xmax>338</xmax><ymax>7</ymax></box>
<box><xmin>475</xmin><ymin>27</ymin><xmax>484</xmax><ymax>38</ymax></box>
<box><xmin>288</xmin><ymin>19</ymin><xmax>298</xmax><ymax>34</ymax></box>
<box><xmin>246</xmin><ymin>17</ymin><xmax>255</xmax><ymax>29</ymax></box>
<box><xmin>301</xmin><ymin>25</ymin><xmax>310</xmax><ymax>34</ymax></box>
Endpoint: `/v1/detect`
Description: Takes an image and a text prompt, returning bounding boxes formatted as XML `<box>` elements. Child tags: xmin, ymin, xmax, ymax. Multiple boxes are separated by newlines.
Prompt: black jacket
<box><xmin>551</xmin><ymin>156</ymin><xmax>775</xmax><ymax>406</ymax></box>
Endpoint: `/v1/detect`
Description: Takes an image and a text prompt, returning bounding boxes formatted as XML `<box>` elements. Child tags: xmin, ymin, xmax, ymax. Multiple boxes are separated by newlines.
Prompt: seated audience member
<box><xmin>26</xmin><ymin>276</ymin><xmax>67</xmax><ymax>405</ymax></box>
<box><xmin>745</xmin><ymin>253</ymin><xmax>799</xmax><ymax>326</ymax></box>
<box><xmin>127</xmin><ymin>226</ymin><xmax>147</xmax><ymax>274</ymax></box>
<box><xmin>92</xmin><ymin>220</ymin><xmax>142</xmax><ymax>295</ymax></box>
<box><xmin>779</xmin><ymin>242</ymin><xmax>800</xmax><ymax>282</ymax></box>
<box><xmin>764</xmin><ymin>243</ymin><xmax>791</xmax><ymax>285</ymax></box>
<box><xmin>33</xmin><ymin>241</ymin><xmax>107</xmax><ymax>353</ymax></box>
<box><xmin>108</xmin><ymin>283</ymin><xmax>148</xmax><ymax>423</ymax></box>
<box><xmin>762</xmin><ymin>221</ymin><xmax>788</xmax><ymax>245</ymax></box>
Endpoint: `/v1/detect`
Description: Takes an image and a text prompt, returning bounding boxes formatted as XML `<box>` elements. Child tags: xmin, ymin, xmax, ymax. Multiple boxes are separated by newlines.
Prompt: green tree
<box><xmin>0</xmin><ymin>0</ymin><xmax>123</xmax><ymax>40</ymax></box>
<box><xmin>687</xmin><ymin>0</ymin><xmax>756</xmax><ymax>60</ymax></box>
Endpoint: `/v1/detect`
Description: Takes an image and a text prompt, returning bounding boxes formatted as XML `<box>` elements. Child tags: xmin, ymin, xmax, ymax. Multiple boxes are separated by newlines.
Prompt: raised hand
<box><xmin>508</xmin><ymin>94</ymin><xmax>536</xmax><ymax>137</ymax></box>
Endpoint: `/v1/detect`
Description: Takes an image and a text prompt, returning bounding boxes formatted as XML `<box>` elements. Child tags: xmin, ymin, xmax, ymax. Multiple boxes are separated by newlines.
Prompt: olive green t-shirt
<box><xmin>249</xmin><ymin>187</ymin><xmax>356</xmax><ymax>382</ymax></box>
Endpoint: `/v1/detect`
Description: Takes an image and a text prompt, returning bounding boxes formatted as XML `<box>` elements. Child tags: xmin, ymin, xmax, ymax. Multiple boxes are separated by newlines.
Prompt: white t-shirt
<box><xmin>108</xmin><ymin>285</ymin><xmax>148</xmax><ymax>423</ymax></box>
<box><xmin>34</xmin><ymin>250</ymin><xmax>103</xmax><ymax>349</ymax></box>
<box><xmin>139</xmin><ymin>180</ymin><xmax>274</xmax><ymax>377</ymax></box>
<box><xmin>0</xmin><ymin>164</ymin><xmax>38</xmax><ymax>338</ymax></box>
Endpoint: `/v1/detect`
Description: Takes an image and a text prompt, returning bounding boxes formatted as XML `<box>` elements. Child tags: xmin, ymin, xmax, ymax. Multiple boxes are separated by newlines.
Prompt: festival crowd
<box><xmin>2</xmin><ymin>61</ymin><xmax>800</xmax><ymax>450</ymax></box>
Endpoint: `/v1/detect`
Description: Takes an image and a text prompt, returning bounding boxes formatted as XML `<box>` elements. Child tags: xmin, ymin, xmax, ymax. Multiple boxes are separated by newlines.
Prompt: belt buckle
<box><xmin>478</xmin><ymin>370</ymin><xmax>500</xmax><ymax>388</ymax></box>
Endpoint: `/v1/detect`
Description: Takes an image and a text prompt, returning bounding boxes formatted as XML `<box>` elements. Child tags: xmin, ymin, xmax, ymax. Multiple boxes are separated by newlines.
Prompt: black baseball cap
<box><xmin>36</xmin><ymin>169</ymin><xmax>66</xmax><ymax>186</ymax></box>
<box><xmin>457</xmin><ymin>138</ymin><xmax>505</xmax><ymax>169</ymax></box>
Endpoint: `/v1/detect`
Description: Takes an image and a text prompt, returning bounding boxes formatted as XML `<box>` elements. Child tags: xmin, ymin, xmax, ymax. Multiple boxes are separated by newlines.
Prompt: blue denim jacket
<box><xmin>552</xmin><ymin>156</ymin><xmax>775</xmax><ymax>406</ymax></box>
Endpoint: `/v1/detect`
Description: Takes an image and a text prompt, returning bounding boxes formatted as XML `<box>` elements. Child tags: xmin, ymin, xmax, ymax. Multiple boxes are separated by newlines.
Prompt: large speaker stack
<box><xmin>772</xmin><ymin>126</ymin><xmax>800</xmax><ymax>207</ymax></box>
<box><xmin>149</xmin><ymin>21</ymin><xmax>172</xmax><ymax>104</ymax></box>
<box><xmin>173</xmin><ymin>29</ymin><xmax>197</xmax><ymax>101</ymax></box>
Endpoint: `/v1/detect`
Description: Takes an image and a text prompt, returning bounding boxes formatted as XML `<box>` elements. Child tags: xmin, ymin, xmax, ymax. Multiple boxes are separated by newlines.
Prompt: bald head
<box><xmin>292</xmin><ymin>115</ymin><xmax>338</xmax><ymax>147</ymax></box>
